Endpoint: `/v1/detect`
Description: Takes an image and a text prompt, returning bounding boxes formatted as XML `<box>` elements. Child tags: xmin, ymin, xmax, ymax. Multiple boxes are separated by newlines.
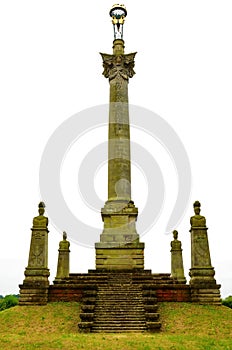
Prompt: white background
<box><xmin>0</xmin><ymin>1</ymin><xmax>232</xmax><ymax>298</ymax></box>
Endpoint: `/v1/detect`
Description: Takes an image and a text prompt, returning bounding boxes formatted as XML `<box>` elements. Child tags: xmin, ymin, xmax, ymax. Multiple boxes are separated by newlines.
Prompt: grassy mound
<box><xmin>0</xmin><ymin>302</ymin><xmax>231</xmax><ymax>349</ymax></box>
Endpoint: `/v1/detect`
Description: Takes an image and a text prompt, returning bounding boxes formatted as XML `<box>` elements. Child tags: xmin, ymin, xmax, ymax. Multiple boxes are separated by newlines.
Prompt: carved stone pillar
<box><xmin>95</xmin><ymin>39</ymin><xmax>144</xmax><ymax>270</ymax></box>
<box><xmin>170</xmin><ymin>230</ymin><xmax>186</xmax><ymax>283</ymax></box>
<box><xmin>189</xmin><ymin>201</ymin><xmax>221</xmax><ymax>305</ymax></box>
<box><xmin>19</xmin><ymin>202</ymin><xmax>50</xmax><ymax>305</ymax></box>
<box><xmin>55</xmin><ymin>231</ymin><xmax>70</xmax><ymax>280</ymax></box>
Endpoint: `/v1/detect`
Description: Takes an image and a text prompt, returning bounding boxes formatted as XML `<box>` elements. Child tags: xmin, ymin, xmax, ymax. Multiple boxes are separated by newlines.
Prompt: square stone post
<box><xmin>55</xmin><ymin>231</ymin><xmax>70</xmax><ymax>280</ymax></box>
<box><xmin>170</xmin><ymin>230</ymin><xmax>186</xmax><ymax>283</ymax></box>
<box><xmin>189</xmin><ymin>201</ymin><xmax>221</xmax><ymax>305</ymax></box>
<box><xmin>19</xmin><ymin>202</ymin><xmax>50</xmax><ymax>305</ymax></box>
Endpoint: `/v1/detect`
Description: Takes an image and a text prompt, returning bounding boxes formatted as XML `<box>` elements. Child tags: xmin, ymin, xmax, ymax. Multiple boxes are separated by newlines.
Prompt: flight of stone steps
<box><xmin>79</xmin><ymin>272</ymin><xmax>161</xmax><ymax>333</ymax></box>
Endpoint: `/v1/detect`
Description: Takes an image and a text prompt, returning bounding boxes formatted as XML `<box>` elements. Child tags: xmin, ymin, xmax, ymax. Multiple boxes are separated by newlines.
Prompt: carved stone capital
<box><xmin>100</xmin><ymin>52</ymin><xmax>136</xmax><ymax>81</ymax></box>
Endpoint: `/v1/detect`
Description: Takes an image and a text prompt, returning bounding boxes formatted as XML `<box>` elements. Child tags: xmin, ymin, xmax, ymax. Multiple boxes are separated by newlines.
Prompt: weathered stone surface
<box><xmin>78</xmin><ymin>288</ymin><xmax>97</xmax><ymax>332</ymax></box>
<box><xmin>189</xmin><ymin>201</ymin><xmax>221</xmax><ymax>305</ymax></box>
<box><xmin>95</xmin><ymin>39</ymin><xmax>144</xmax><ymax>270</ymax></box>
<box><xmin>49</xmin><ymin>270</ymin><xmax>190</xmax><ymax>304</ymax></box>
<box><xmin>170</xmin><ymin>230</ymin><xmax>186</xmax><ymax>283</ymax></box>
<box><xmin>55</xmin><ymin>231</ymin><xmax>70</xmax><ymax>280</ymax></box>
<box><xmin>19</xmin><ymin>202</ymin><xmax>50</xmax><ymax>305</ymax></box>
<box><xmin>95</xmin><ymin>245</ymin><xmax>144</xmax><ymax>270</ymax></box>
<box><xmin>78</xmin><ymin>322</ymin><xmax>93</xmax><ymax>333</ymax></box>
<box><xmin>91</xmin><ymin>273</ymin><xmax>158</xmax><ymax>333</ymax></box>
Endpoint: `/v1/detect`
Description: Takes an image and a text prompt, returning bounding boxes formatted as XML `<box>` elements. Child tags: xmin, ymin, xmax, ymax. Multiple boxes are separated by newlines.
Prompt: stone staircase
<box><xmin>59</xmin><ymin>270</ymin><xmax>190</xmax><ymax>332</ymax></box>
<box><xmin>93</xmin><ymin>275</ymin><xmax>146</xmax><ymax>333</ymax></box>
<box><xmin>78</xmin><ymin>273</ymin><xmax>161</xmax><ymax>333</ymax></box>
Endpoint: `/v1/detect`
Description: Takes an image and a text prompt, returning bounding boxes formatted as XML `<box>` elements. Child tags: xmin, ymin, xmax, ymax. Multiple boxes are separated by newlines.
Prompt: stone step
<box><xmin>146</xmin><ymin>321</ymin><xmax>162</xmax><ymax>331</ymax></box>
<box><xmin>98</xmin><ymin>286</ymin><xmax>142</xmax><ymax>289</ymax></box>
<box><xmin>94</xmin><ymin>312</ymin><xmax>145</xmax><ymax>316</ymax></box>
<box><xmin>92</xmin><ymin>326</ymin><xmax>147</xmax><ymax>332</ymax></box>
<box><xmin>82</xmin><ymin>298</ymin><xmax>96</xmax><ymax>305</ymax></box>
<box><xmin>94</xmin><ymin>318</ymin><xmax>146</xmax><ymax>323</ymax></box>
<box><xmin>96</xmin><ymin>292</ymin><xmax>142</xmax><ymax>295</ymax></box>
<box><xmin>92</xmin><ymin>325</ymin><xmax>147</xmax><ymax>329</ymax></box>
<box><xmin>94</xmin><ymin>308</ymin><xmax>145</xmax><ymax>313</ymax></box>
<box><xmin>94</xmin><ymin>315</ymin><xmax>146</xmax><ymax>319</ymax></box>
<box><xmin>145</xmin><ymin>314</ymin><xmax>160</xmax><ymax>322</ymax></box>
<box><xmin>103</xmin><ymin>286</ymin><xmax>140</xmax><ymax>288</ymax></box>
<box><xmin>96</xmin><ymin>295</ymin><xmax>142</xmax><ymax>299</ymax></box>
<box><xmin>93</xmin><ymin>320</ymin><xmax>146</xmax><ymax>324</ymax></box>
<box><xmin>94</xmin><ymin>310</ymin><xmax>145</xmax><ymax>315</ymax></box>
<box><xmin>98</xmin><ymin>287</ymin><xmax>142</xmax><ymax>290</ymax></box>
<box><xmin>94</xmin><ymin>310</ymin><xmax>145</xmax><ymax>313</ymax></box>
<box><xmin>94</xmin><ymin>299</ymin><xmax>145</xmax><ymax>309</ymax></box>
<box><xmin>92</xmin><ymin>329</ymin><xmax>147</xmax><ymax>333</ymax></box>
<box><xmin>95</xmin><ymin>310</ymin><xmax>145</xmax><ymax>314</ymax></box>
<box><xmin>95</xmin><ymin>304</ymin><xmax>144</xmax><ymax>307</ymax></box>
<box><xmin>97</xmin><ymin>293</ymin><xmax>142</xmax><ymax>296</ymax></box>
<box><xmin>143</xmin><ymin>297</ymin><xmax>158</xmax><ymax>304</ymax></box>
<box><xmin>95</xmin><ymin>297</ymin><xmax>144</xmax><ymax>301</ymax></box>
<box><xmin>144</xmin><ymin>305</ymin><xmax>158</xmax><ymax>312</ymax></box>
<box><xmin>96</xmin><ymin>297</ymin><xmax>143</xmax><ymax>300</ymax></box>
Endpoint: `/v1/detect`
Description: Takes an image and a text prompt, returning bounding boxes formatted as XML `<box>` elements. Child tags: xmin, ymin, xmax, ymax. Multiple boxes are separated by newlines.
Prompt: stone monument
<box><xmin>95</xmin><ymin>5</ymin><xmax>144</xmax><ymax>270</ymax></box>
<box><xmin>170</xmin><ymin>230</ymin><xmax>186</xmax><ymax>283</ymax></box>
<box><xmin>19</xmin><ymin>202</ymin><xmax>50</xmax><ymax>305</ymax></box>
<box><xmin>55</xmin><ymin>231</ymin><xmax>70</xmax><ymax>280</ymax></box>
<box><xmin>19</xmin><ymin>6</ymin><xmax>221</xmax><ymax>317</ymax></box>
<box><xmin>189</xmin><ymin>201</ymin><xmax>221</xmax><ymax>304</ymax></box>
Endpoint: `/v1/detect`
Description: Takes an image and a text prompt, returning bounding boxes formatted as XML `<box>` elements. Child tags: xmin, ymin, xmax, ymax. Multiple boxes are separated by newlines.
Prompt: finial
<box><xmin>193</xmin><ymin>201</ymin><xmax>201</xmax><ymax>208</ymax></box>
<box><xmin>38</xmin><ymin>201</ymin><xmax>45</xmax><ymax>215</ymax></box>
<box><xmin>109</xmin><ymin>4</ymin><xmax>127</xmax><ymax>40</ymax></box>
<box><xmin>63</xmin><ymin>231</ymin><xmax>67</xmax><ymax>240</ymax></box>
<box><xmin>173</xmin><ymin>230</ymin><xmax>178</xmax><ymax>239</ymax></box>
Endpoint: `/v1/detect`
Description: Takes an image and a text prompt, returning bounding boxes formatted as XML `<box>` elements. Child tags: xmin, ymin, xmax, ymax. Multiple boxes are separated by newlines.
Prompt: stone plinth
<box><xmin>95</xmin><ymin>200</ymin><xmax>144</xmax><ymax>270</ymax></box>
<box><xmin>95</xmin><ymin>243</ymin><xmax>144</xmax><ymax>270</ymax></box>
<box><xmin>189</xmin><ymin>201</ymin><xmax>221</xmax><ymax>305</ymax></box>
<box><xmin>19</xmin><ymin>202</ymin><xmax>50</xmax><ymax>305</ymax></box>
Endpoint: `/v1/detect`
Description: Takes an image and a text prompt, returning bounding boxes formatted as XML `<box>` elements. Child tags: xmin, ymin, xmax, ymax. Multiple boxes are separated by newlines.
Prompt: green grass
<box><xmin>0</xmin><ymin>302</ymin><xmax>232</xmax><ymax>349</ymax></box>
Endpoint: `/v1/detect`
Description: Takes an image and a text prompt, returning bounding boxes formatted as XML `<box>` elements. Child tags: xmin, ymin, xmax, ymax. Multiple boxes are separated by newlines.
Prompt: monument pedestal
<box><xmin>95</xmin><ymin>200</ymin><xmax>144</xmax><ymax>270</ymax></box>
<box><xmin>95</xmin><ymin>242</ymin><xmax>144</xmax><ymax>270</ymax></box>
<box><xmin>19</xmin><ymin>267</ymin><xmax>50</xmax><ymax>305</ymax></box>
<box><xmin>189</xmin><ymin>267</ymin><xmax>221</xmax><ymax>304</ymax></box>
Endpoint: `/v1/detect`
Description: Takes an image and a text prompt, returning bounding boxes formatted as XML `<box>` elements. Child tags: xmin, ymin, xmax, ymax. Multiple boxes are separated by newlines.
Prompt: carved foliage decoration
<box><xmin>100</xmin><ymin>53</ymin><xmax>136</xmax><ymax>81</ymax></box>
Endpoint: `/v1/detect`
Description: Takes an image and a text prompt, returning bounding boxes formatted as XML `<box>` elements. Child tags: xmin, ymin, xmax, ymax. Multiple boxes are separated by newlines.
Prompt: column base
<box><xmin>19</xmin><ymin>268</ymin><xmax>50</xmax><ymax>305</ymax></box>
<box><xmin>189</xmin><ymin>267</ymin><xmax>221</xmax><ymax>305</ymax></box>
<box><xmin>95</xmin><ymin>242</ymin><xmax>144</xmax><ymax>270</ymax></box>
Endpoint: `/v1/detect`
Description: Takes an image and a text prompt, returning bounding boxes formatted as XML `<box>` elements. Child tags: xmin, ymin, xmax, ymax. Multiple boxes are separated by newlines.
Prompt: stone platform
<box><xmin>48</xmin><ymin>270</ymin><xmax>191</xmax><ymax>303</ymax></box>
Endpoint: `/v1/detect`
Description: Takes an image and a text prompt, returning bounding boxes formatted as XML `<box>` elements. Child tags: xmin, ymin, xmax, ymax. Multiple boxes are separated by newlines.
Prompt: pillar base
<box><xmin>189</xmin><ymin>267</ymin><xmax>221</xmax><ymax>305</ymax></box>
<box><xmin>95</xmin><ymin>242</ymin><xmax>144</xmax><ymax>270</ymax></box>
<box><xmin>19</xmin><ymin>268</ymin><xmax>50</xmax><ymax>305</ymax></box>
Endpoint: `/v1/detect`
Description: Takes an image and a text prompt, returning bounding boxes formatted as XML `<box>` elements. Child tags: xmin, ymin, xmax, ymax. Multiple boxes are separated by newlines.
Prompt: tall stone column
<box><xmin>95</xmin><ymin>6</ymin><xmax>144</xmax><ymax>270</ymax></box>
<box><xmin>189</xmin><ymin>201</ymin><xmax>221</xmax><ymax>304</ymax></box>
<box><xmin>19</xmin><ymin>202</ymin><xmax>50</xmax><ymax>305</ymax></box>
<box><xmin>55</xmin><ymin>231</ymin><xmax>70</xmax><ymax>280</ymax></box>
<box><xmin>170</xmin><ymin>230</ymin><xmax>186</xmax><ymax>283</ymax></box>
